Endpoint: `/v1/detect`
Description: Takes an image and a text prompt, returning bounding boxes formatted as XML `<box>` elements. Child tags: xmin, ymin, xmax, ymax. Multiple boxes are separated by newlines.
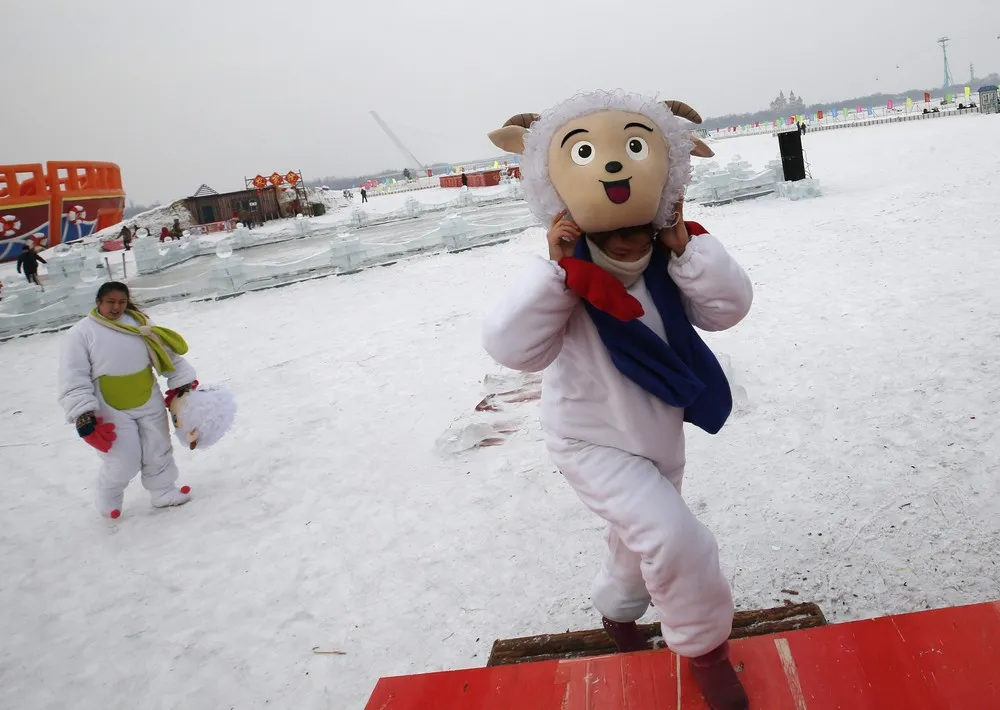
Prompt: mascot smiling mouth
<box><xmin>601</xmin><ymin>178</ymin><xmax>631</xmax><ymax>205</ymax></box>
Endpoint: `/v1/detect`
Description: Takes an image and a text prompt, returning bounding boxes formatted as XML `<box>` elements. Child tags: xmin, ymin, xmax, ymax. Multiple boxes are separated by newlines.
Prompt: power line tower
<box><xmin>970</xmin><ymin>63</ymin><xmax>975</xmax><ymax>84</ymax></box>
<box><xmin>937</xmin><ymin>37</ymin><xmax>954</xmax><ymax>92</ymax></box>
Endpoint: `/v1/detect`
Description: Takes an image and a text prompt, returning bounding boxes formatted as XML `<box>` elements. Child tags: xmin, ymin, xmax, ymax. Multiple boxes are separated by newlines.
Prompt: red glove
<box><xmin>76</xmin><ymin>413</ymin><xmax>117</xmax><ymax>453</ymax></box>
<box><xmin>559</xmin><ymin>257</ymin><xmax>644</xmax><ymax>321</ymax></box>
<box><xmin>164</xmin><ymin>380</ymin><xmax>199</xmax><ymax>409</ymax></box>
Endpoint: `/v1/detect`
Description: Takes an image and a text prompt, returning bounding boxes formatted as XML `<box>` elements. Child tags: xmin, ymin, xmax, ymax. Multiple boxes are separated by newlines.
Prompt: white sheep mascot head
<box><xmin>487</xmin><ymin>90</ymin><xmax>714</xmax><ymax>234</ymax></box>
<box><xmin>168</xmin><ymin>384</ymin><xmax>237</xmax><ymax>451</ymax></box>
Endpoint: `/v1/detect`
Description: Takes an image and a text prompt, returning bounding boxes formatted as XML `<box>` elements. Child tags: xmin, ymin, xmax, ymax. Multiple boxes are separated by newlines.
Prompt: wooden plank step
<box><xmin>364</xmin><ymin>600</ymin><xmax>1000</xmax><ymax>710</ymax></box>
<box><xmin>487</xmin><ymin>602</ymin><xmax>827</xmax><ymax>666</ymax></box>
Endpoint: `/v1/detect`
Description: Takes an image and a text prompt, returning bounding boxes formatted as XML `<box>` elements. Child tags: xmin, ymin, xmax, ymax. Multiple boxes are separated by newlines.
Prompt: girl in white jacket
<box><xmin>483</xmin><ymin>92</ymin><xmax>753</xmax><ymax>710</ymax></box>
<box><xmin>58</xmin><ymin>282</ymin><xmax>199</xmax><ymax>519</ymax></box>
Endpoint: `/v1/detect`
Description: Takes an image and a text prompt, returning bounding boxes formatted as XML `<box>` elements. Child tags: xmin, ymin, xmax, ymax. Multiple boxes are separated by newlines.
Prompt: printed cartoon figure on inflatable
<box><xmin>0</xmin><ymin>161</ymin><xmax>125</xmax><ymax>262</ymax></box>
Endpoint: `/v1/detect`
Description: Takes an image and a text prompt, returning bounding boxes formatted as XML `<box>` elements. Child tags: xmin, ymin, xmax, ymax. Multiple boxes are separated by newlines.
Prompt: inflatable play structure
<box><xmin>0</xmin><ymin>161</ymin><xmax>125</xmax><ymax>262</ymax></box>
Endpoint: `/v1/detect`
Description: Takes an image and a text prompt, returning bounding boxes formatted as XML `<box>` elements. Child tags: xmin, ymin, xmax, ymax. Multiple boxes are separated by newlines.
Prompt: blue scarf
<box><xmin>574</xmin><ymin>238</ymin><xmax>732</xmax><ymax>434</ymax></box>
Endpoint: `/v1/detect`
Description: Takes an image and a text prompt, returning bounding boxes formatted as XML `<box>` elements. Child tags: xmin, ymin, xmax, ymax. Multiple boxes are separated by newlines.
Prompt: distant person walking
<box><xmin>16</xmin><ymin>245</ymin><xmax>46</xmax><ymax>289</ymax></box>
<box><xmin>461</xmin><ymin>171</ymin><xmax>468</xmax><ymax>188</ymax></box>
<box><xmin>360</xmin><ymin>188</ymin><xmax>368</xmax><ymax>203</ymax></box>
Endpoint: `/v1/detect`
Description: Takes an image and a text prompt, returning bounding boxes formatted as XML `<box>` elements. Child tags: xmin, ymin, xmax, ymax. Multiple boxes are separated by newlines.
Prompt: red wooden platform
<box><xmin>365</xmin><ymin>601</ymin><xmax>1000</xmax><ymax>709</ymax></box>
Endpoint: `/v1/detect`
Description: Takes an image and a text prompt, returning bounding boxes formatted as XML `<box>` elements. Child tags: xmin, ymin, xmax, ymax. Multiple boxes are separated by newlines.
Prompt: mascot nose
<box><xmin>605</xmin><ymin>161</ymin><xmax>623</xmax><ymax>174</ymax></box>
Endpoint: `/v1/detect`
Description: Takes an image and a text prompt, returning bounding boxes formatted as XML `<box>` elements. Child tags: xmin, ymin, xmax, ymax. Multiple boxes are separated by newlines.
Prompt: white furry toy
<box><xmin>167</xmin><ymin>384</ymin><xmax>237</xmax><ymax>450</ymax></box>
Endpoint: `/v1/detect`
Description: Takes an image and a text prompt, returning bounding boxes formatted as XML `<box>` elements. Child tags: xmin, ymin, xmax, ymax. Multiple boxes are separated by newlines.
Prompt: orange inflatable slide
<box><xmin>0</xmin><ymin>161</ymin><xmax>125</xmax><ymax>262</ymax></box>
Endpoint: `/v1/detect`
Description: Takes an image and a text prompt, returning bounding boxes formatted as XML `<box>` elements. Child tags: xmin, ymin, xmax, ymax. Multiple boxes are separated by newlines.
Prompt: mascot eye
<box><xmin>571</xmin><ymin>141</ymin><xmax>596</xmax><ymax>166</ymax></box>
<box><xmin>626</xmin><ymin>137</ymin><xmax>649</xmax><ymax>161</ymax></box>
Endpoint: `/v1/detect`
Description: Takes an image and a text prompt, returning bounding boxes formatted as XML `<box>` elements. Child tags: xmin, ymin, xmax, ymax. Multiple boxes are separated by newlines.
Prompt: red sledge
<box><xmin>365</xmin><ymin>600</ymin><xmax>1000</xmax><ymax>709</ymax></box>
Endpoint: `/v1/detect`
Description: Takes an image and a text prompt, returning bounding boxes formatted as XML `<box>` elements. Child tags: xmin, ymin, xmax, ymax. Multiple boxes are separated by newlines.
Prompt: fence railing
<box><xmin>711</xmin><ymin>103</ymin><xmax>986</xmax><ymax>140</ymax></box>
<box><xmin>0</xmin><ymin>181</ymin><xmax>533</xmax><ymax>339</ymax></box>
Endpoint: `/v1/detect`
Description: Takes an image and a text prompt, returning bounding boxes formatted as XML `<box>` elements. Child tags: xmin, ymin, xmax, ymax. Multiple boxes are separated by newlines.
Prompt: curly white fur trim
<box><xmin>520</xmin><ymin>89</ymin><xmax>694</xmax><ymax>230</ymax></box>
<box><xmin>172</xmin><ymin>384</ymin><xmax>237</xmax><ymax>450</ymax></box>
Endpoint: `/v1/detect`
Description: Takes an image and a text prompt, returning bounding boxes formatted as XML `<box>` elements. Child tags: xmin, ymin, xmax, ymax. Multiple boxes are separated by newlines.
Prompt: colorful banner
<box><xmin>887</xmin><ymin>100</ymin><xmax>894</xmax><ymax>110</ymax></box>
<box><xmin>965</xmin><ymin>86</ymin><xmax>971</xmax><ymax>100</ymax></box>
<box><xmin>906</xmin><ymin>97</ymin><xmax>913</xmax><ymax>110</ymax></box>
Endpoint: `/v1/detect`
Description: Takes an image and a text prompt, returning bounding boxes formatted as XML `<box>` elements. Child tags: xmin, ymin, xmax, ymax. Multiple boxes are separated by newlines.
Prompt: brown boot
<box><xmin>601</xmin><ymin>617</ymin><xmax>649</xmax><ymax>653</ymax></box>
<box><xmin>689</xmin><ymin>641</ymin><xmax>748</xmax><ymax>710</ymax></box>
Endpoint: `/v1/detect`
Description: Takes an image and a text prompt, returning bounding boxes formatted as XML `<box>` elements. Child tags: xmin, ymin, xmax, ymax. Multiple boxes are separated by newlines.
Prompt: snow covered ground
<box><xmin>2</xmin><ymin>114</ymin><xmax>1000</xmax><ymax>709</ymax></box>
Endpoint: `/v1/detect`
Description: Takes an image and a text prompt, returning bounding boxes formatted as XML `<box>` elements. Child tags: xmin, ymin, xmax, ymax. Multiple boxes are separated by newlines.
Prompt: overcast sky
<box><xmin>5</xmin><ymin>0</ymin><xmax>998</xmax><ymax>203</ymax></box>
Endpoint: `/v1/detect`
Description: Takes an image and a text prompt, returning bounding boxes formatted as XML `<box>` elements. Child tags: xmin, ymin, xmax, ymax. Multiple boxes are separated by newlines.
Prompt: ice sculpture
<box><xmin>329</xmin><ymin>230</ymin><xmax>363</xmax><ymax>272</ymax></box>
<box><xmin>686</xmin><ymin>155</ymin><xmax>782</xmax><ymax>205</ymax></box>
<box><xmin>210</xmin><ymin>252</ymin><xmax>246</xmax><ymax>296</ymax></box>
<box><xmin>438</xmin><ymin>212</ymin><xmax>471</xmax><ymax>251</ymax></box>
<box><xmin>215</xmin><ymin>238</ymin><xmax>234</xmax><ymax>259</ymax></box>
<box><xmin>776</xmin><ymin>179</ymin><xmax>822</xmax><ymax>200</ymax></box>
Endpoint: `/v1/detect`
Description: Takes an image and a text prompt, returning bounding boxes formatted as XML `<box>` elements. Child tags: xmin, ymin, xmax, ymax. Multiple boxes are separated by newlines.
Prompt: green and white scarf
<box><xmin>89</xmin><ymin>308</ymin><xmax>188</xmax><ymax>375</ymax></box>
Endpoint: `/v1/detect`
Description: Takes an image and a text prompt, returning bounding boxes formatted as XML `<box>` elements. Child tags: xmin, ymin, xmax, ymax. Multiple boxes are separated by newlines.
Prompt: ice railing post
<box><xmin>210</xmin><ymin>237</ymin><xmax>245</xmax><ymax>297</ymax></box>
<box><xmin>294</xmin><ymin>213</ymin><xmax>312</xmax><ymax>238</ymax></box>
<box><xmin>438</xmin><ymin>209</ymin><xmax>471</xmax><ymax>251</ymax></box>
<box><xmin>231</xmin><ymin>222</ymin><xmax>251</xmax><ymax>250</ymax></box>
<box><xmin>329</xmin><ymin>225</ymin><xmax>363</xmax><ymax>272</ymax></box>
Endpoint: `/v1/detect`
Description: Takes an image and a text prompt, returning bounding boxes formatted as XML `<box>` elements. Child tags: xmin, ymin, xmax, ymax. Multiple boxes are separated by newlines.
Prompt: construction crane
<box><xmin>369</xmin><ymin>111</ymin><xmax>424</xmax><ymax>177</ymax></box>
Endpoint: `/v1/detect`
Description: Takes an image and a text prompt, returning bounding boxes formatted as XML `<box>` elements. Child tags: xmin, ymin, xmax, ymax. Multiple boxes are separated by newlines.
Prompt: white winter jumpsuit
<box><xmin>482</xmin><ymin>232</ymin><xmax>753</xmax><ymax>658</ymax></box>
<box><xmin>58</xmin><ymin>312</ymin><xmax>197</xmax><ymax>515</ymax></box>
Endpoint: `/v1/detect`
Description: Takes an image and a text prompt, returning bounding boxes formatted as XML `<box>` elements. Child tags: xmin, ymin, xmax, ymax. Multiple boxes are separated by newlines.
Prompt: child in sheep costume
<box><xmin>58</xmin><ymin>282</ymin><xmax>235</xmax><ymax>520</ymax></box>
<box><xmin>482</xmin><ymin>91</ymin><xmax>753</xmax><ymax>710</ymax></box>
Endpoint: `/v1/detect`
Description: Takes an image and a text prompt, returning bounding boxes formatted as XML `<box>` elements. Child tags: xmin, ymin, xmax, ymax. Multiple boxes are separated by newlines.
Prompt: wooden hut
<box><xmin>184</xmin><ymin>184</ymin><xmax>282</xmax><ymax>225</ymax></box>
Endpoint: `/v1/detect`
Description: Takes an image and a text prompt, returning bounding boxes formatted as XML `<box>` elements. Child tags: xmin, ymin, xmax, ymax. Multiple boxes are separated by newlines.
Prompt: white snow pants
<box><xmin>547</xmin><ymin>436</ymin><xmax>734</xmax><ymax>658</ymax></box>
<box><xmin>93</xmin><ymin>388</ymin><xmax>178</xmax><ymax>515</ymax></box>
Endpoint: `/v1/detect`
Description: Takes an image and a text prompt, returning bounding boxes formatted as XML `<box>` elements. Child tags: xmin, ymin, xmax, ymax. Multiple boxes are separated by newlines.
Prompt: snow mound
<box><xmin>93</xmin><ymin>200</ymin><xmax>195</xmax><ymax>240</ymax></box>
